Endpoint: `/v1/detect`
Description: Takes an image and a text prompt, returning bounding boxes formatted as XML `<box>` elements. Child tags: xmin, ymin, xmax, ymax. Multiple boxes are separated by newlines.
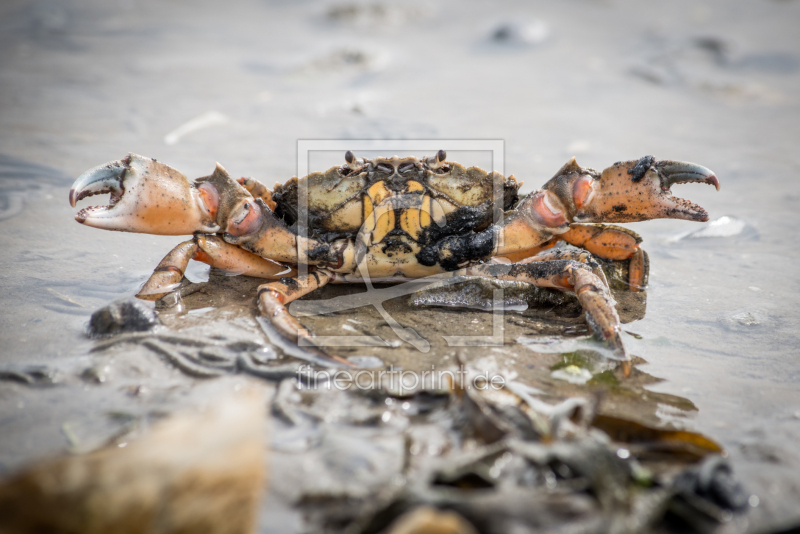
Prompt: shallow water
<box><xmin>1</xmin><ymin>0</ymin><xmax>800</xmax><ymax>531</ymax></box>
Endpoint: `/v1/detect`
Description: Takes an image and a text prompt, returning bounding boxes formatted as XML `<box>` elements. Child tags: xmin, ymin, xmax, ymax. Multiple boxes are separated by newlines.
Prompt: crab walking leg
<box><xmin>257</xmin><ymin>271</ymin><xmax>332</xmax><ymax>342</ymax></box>
<box><xmin>515</xmin><ymin>247</ymin><xmax>609</xmax><ymax>288</ymax></box>
<box><xmin>464</xmin><ymin>259</ymin><xmax>628</xmax><ymax>361</ymax></box>
<box><xmin>256</xmin><ymin>271</ymin><xmax>355</xmax><ymax>367</ymax></box>
<box><xmin>136</xmin><ymin>240</ymin><xmax>198</xmax><ymax>300</ymax></box>
<box><xmin>498</xmin><ymin>223</ymin><xmax>648</xmax><ymax>291</ymax></box>
<box><xmin>559</xmin><ymin>224</ymin><xmax>640</xmax><ymax>260</ymax></box>
<box><xmin>137</xmin><ymin>235</ymin><xmax>297</xmax><ymax>300</ymax></box>
<box><xmin>497</xmin><ymin>243</ymin><xmax>556</xmax><ymax>264</ymax></box>
<box><xmin>557</xmin><ymin>224</ymin><xmax>647</xmax><ymax>290</ymax></box>
<box><xmin>192</xmin><ymin>235</ymin><xmax>297</xmax><ymax>277</ymax></box>
<box><xmin>627</xmin><ymin>249</ymin><xmax>648</xmax><ymax>290</ymax></box>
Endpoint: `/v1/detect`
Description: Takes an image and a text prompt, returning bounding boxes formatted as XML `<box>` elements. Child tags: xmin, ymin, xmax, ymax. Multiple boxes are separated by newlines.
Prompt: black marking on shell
<box><xmin>382</xmin><ymin>238</ymin><xmax>413</xmax><ymax>256</ymax></box>
<box><xmin>272</xmin><ymin>161</ymin><xmax>520</xmax><ymax>246</ymax></box>
<box><xmin>416</xmin><ymin>204</ymin><xmax>495</xmax><ymax>259</ymax></box>
<box><xmin>627</xmin><ymin>155</ymin><xmax>655</xmax><ymax>183</ymax></box>
<box><xmin>435</xmin><ymin>229</ymin><xmax>496</xmax><ymax>271</ymax></box>
<box><xmin>307</xmin><ymin>243</ymin><xmax>333</xmax><ymax>262</ymax></box>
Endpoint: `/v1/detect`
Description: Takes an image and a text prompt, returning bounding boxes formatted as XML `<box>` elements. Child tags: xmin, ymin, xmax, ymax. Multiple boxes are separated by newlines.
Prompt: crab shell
<box><xmin>269</xmin><ymin>155</ymin><xmax>520</xmax><ymax>242</ymax></box>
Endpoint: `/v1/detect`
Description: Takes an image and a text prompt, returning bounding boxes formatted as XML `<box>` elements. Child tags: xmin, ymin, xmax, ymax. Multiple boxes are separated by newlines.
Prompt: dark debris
<box><xmin>88</xmin><ymin>299</ymin><xmax>160</xmax><ymax>336</ymax></box>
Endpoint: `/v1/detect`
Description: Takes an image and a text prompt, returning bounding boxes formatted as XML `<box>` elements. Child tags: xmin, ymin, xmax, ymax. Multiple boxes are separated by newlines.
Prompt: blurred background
<box><xmin>1</xmin><ymin>0</ymin><xmax>800</xmax><ymax>530</ymax></box>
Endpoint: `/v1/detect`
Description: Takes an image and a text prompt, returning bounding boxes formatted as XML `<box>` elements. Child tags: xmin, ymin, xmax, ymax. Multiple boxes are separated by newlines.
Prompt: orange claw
<box><xmin>542</xmin><ymin>156</ymin><xmax>719</xmax><ymax>224</ymax></box>
<box><xmin>69</xmin><ymin>154</ymin><xmax>254</xmax><ymax>236</ymax></box>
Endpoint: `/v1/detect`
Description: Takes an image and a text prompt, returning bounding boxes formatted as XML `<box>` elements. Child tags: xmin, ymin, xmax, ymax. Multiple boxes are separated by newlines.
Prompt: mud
<box><xmin>2</xmin><ymin>0</ymin><xmax>800</xmax><ymax>532</ymax></box>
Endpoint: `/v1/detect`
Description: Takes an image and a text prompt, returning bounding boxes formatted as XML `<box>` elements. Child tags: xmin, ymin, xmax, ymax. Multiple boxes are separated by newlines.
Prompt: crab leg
<box><xmin>223</xmin><ymin>199</ymin><xmax>357</xmax><ymax>268</ymax></box>
<box><xmin>137</xmin><ymin>235</ymin><xmax>296</xmax><ymax>300</ymax></box>
<box><xmin>237</xmin><ymin>177</ymin><xmax>277</xmax><ymax>211</ymax></box>
<box><xmin>256</xmin><ymin>272</ymin><xmax>356</xmax><ymax>367</ymax></box>
<box><xmin>192</xmin><ymin>235</ymin><xmax>297</xmax><ymax>278</ymax></box>
<box><xmin>463</xmin><ymin>259</ymin><xmax>628</xmax><ymax>362</ymax></box>
<box><xmin>136</xmin><ymin>240</ymin><xmax>198</xmax><ymax>300</ymax></box>
<box><xmin>514</xmin><ymin>247</ymin><xmax>609</xmax><ymax>288</ymax></box>
<box><xmin>557</xmin><ymin>224</ymin><xmax>647</xmax><ymax>290</ymax></box>
<box><xmin>502</xmin><ymin>223</ymin><xmax>647</xmax><ymax>290</ymax></box>
<box><xmin>558</xmin><ymin>224</ymin><xmax>639</xmax><ymax>260</ymax></box>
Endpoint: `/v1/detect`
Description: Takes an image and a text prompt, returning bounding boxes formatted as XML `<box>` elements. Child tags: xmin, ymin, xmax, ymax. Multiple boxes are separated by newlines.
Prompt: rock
<box><xmin>88</xmin><ymin>299</ymin><xmax>159</xmax><ymax>336</ymax></box>
<box><xmin>383</xmin><ymin>506</ymin><xmax>479</xmax><ymax>534</ymax></box>
<box><xmin>669</xmin><ymin>456</ymin><xmax>749</xmax><ymax>527</ymax></box>
<box><xmin>723</xmin><ymin>310</ymin><xmax>767</xmax><ymax>330</ymax></box>
<box><xmin>491</xmin><ymin>21</ymin><xmax>550</xmax><ymax>46</ymax></box>
<box><xmin>0</xmin><ymin>387</ymin><xmax>266</xmax><ymax>534</ymax></box>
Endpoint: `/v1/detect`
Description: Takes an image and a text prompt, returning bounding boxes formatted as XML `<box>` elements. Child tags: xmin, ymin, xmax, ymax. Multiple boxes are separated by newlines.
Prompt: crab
<box><xmin>69</xmin><ymin>151</ymin><xmax>719</xmax><ymax>367</ymax></box>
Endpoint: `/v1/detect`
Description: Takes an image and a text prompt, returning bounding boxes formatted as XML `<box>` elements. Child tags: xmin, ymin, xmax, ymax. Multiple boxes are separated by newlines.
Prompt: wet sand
<box><xmin>1</xmin><ymin>0</ymin><xmax>800</xmax><ymax>531</ymax></box>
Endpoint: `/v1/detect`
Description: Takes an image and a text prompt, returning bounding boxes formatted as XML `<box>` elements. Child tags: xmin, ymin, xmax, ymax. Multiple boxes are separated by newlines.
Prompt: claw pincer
<box><xmin>539</xmin><ymin>155</ymin><xmax>719</xmax><ymax>224</ymax></box>
<box><xmin>70</xmin><ymin>154</ymin><xmax>219</xmax><ymax>235</ymax></box>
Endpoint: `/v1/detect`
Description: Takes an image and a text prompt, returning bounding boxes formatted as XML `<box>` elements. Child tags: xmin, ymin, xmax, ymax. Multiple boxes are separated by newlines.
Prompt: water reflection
<box><xmin>0</xmin><ymin>154</ymin><xmax>72</xmax><ymax>221</ymax></box>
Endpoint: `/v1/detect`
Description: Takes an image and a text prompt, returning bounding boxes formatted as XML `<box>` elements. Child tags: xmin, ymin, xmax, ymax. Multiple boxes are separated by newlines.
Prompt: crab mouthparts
<box><xmin>69</xmin><ymin>158</ymin><xmax>130</xmax><ymax>220</ymax></box>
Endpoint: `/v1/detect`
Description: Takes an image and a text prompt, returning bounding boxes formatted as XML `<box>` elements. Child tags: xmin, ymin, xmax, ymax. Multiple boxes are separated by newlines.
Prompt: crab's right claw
<box><xmin>69</xmin><ymin>153</ymin><xmax>248</xmax><ymax>235</ymax></box>
<box><xmin>544</xmin><ymin>156</ymin><xmax>720</xmax><ymax>224</ymax></box>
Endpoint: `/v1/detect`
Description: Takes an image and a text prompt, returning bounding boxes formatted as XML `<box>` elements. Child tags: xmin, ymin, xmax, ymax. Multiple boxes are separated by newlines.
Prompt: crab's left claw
<box><xmin>69</xmin><ymin>153</ymin><xmax>244</xmax><ymax>235</ymax></box>
<box><xmin>544</xmin><ymin>156</ymin><xmax>720</xmax><ymax>224</ymax></box>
